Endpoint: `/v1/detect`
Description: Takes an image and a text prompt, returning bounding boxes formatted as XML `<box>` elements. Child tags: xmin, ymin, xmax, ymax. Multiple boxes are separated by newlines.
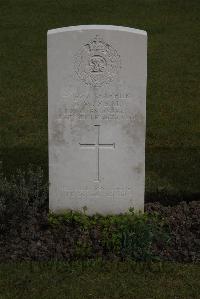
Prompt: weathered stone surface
<box><xmin>48</xmin><ymin>25</ymin><xmax>147</xmax><ymax>214</ymax></box>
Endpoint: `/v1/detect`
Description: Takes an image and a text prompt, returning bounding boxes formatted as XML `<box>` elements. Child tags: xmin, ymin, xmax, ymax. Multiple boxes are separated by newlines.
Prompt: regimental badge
<box><xmin>74</xmin><ymin>35</ymin><xmax>121</xmax><ymax>87</ymax></box>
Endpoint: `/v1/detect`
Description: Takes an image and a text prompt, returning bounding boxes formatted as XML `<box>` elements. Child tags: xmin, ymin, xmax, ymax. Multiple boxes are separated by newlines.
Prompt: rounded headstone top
<box><xmin>47</xmin><ymin>25</ymin><xmax>147</xmax><ymax>36</ymax></box>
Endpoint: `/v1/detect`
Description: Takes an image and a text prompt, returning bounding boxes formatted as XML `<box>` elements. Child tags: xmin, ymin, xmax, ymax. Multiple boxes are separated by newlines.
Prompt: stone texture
<box><xmin>48</xmin><ymin>25</ymin><xmax>147</xmax><ymax>214</ymax></box>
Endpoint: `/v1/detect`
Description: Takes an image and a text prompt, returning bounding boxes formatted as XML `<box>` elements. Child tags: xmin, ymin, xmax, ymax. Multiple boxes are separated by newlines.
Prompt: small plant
<box><xmin>48</xmin><ymin>208</ymin><xmax>170</xmax><ymax>261</ymax></box>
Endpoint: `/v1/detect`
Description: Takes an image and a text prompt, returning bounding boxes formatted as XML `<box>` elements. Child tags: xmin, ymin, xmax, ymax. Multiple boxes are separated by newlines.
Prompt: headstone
<box><xmin>48</xmin><ymin>25</ymin><xmax>147</xmax><ymax>215</ymax></box>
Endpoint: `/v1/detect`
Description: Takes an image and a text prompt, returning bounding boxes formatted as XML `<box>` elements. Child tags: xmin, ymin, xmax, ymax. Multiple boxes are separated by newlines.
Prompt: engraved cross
<box><xmin>79</xmin><ymin>125</ymin><xmax>115</xmax><ymax>182</ymax></box>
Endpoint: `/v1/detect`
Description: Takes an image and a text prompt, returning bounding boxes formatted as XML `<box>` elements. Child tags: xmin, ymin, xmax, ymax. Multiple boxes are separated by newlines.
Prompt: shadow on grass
<box><xmin>145</xmin><ymin>191</ymin><xmax>200</xmax><ymax>206</ymax></box>
<box><xmin>0</xmin><ymin>146</ymin><xmax>48</xmax><ymax>180</ymax></box>
<box><xmin>0</xmin><ymin>146</ymin><xmax>199</xmax><ymax>205</ymax></box>
<box><xmin>145</xmin><ymin>147</ymin><xmax>200</xmax><ymax>204</ymax></box>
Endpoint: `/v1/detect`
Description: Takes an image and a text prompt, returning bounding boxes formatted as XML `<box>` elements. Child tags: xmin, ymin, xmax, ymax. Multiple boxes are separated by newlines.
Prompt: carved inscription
<box><xmin>63</xmin><ymin>186</ymin><xmax>132</xmax><ymax>200</ymax></box>
<box><xmin>60</xmin><ymin>91</ymin><xmax>135</xmax><ymax>121</ymax></box>
<box><xmin>74</xmin><ymin>35</ymin><xmax>121</xmax><ymax>87</ymax></box>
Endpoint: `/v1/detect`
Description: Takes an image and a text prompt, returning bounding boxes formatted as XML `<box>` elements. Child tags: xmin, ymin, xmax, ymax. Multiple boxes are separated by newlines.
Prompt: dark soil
<box><xmin>1</xmin><ymin>201</ymin><xmax>200</xmax><ymax>263</ymax></box>
<box><xmin>145</xmin><ymin>201</ymin><xmax>200</xmax><ymax>262</ymax></box>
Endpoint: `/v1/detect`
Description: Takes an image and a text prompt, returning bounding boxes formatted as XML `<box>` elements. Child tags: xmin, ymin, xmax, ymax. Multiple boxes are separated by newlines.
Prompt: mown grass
<box><xmin>0</xmin><ymin>0</ymin><xmax>199</xmax><ymax>200</ymax></box>
<box><xmin>0</xmin><ymin>260</ymin><xmax>200</xmax><ymax>299</ymax></box>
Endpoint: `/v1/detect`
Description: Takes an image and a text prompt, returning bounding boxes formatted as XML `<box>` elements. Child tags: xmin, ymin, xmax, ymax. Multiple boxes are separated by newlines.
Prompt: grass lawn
<box><xmin>0</xmin><ymin>260</ymin><xmax>200</xmax><ymax>299</ymax></box>
<box><xmin>0</xmin><ymin>0</ymin><xmax>199</xmax><ymax>201</ymax></box>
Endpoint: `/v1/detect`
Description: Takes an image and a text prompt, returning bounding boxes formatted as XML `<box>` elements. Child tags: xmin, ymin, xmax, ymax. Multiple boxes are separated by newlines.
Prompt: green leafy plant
<box><xmin>48</xmin><ymin>209</ymin><xmax>170</xmax><ymax>261</ymax></box>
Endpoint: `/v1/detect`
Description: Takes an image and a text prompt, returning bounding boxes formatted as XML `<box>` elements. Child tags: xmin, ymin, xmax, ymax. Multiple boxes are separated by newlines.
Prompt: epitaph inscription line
<box><xmin>79</xmin><ymin>125</ymin><xmax>115</xmax><ymax>181</ymax></box>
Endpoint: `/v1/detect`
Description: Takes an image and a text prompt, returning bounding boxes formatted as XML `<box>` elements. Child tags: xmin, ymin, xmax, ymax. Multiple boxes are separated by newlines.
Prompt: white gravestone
<box><xmin>48</xmin><ymin>25</ymin><xmax>147</xmax><ymax>215</ymax></box>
